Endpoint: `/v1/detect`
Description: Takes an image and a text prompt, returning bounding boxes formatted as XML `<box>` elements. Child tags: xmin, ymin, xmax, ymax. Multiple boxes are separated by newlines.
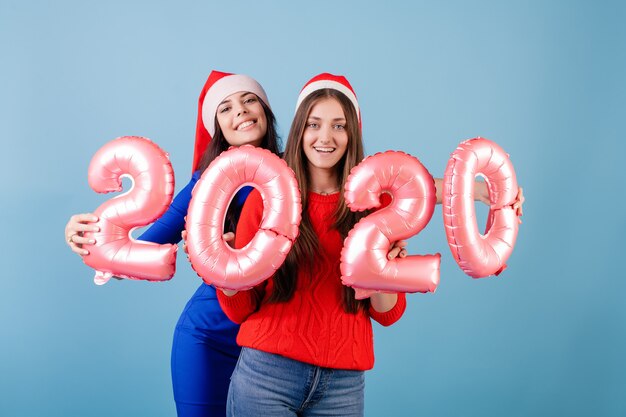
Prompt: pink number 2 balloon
<box><xmin>443</xmin><ymin>137</ymin><xmax>519</xmax><ymax>278</ymax></box>
<box><xmin>341</xmin><ymin>151</ymin><xmax>441</xmax><ymax>300</ymax></box>
<box><xmin>83</xmin><ymin>136</ymin><xmax>177</xmax><ymax>285</ymax></box>
<box><xmin>185</xmin><ymin>146</ymin><xmax>302</xmax><ymax>291</ymax></box>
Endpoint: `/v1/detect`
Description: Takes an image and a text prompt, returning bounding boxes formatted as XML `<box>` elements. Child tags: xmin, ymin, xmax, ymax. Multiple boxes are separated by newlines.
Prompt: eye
<box><xmin>218</xmin><ymin>106</ymin><xmax>231</xmax><ymax>114</ymax></box>
<box><xmin>333</xmin><ymin>124</ymin><xmax>346</xmax><ymax>130</ymax></box>
<box><xmin>306</xmin><ymin>122</ymin><xmax>319</xmax><ymax>129</ymax></box>
<box><xmin>244</xmin><ymin>97</ymin><xmax>257</xmax><ymax>104</ymax></box>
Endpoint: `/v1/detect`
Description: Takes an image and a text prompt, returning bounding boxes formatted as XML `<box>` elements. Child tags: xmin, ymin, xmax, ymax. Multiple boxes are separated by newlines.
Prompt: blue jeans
<box><xmin>227</xmin><ymin>347</ymin><xmax>365</xmax><ymax>417</ymax></box>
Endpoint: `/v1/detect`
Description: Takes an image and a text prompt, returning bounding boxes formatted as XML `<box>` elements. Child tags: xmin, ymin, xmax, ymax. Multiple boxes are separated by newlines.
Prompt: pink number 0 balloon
<box><xmin>185</xmin><ymin>146</ymin><xmax>302</xmax><ymax>291</ymax></box>
<box><xmin>83</xmin><ymin>136</ymin><xmax>177</xmax><ymax>285</ymax></box>
<box><xmin>443</xmin><ymin>137</ymin><xmax>519</xmax><ymax>277</ymax></box>
<box><xmin>341</xmin><ymin>151</ymin><xmax>441</xmax><ymax>300</ymax></box>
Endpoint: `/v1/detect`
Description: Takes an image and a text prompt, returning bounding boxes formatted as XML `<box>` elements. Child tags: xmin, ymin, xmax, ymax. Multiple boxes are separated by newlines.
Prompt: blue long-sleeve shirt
<box><xmin>139</xmin><ymin>171</ymin><xmax>252</xmax><ymax>244</ymax></box>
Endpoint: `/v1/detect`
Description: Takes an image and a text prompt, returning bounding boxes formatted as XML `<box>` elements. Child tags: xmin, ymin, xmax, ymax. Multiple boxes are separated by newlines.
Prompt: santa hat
<box><xmin>295</xmin><ymin>73</ymin><xmax>360</xmax><ymax>123</ymax></box>
<box><xmin>192</xmin><ymin>70</ymin><xmax>270</xmax><ymax>172</ymax></box>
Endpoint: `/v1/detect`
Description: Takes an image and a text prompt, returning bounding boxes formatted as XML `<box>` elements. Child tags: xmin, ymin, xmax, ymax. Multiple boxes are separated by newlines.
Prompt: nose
<box><xmin>318</xmin><ymin>126</ymin><xmax>332</xmax><ymax>143</ymax></box>
<box><xmin>235</xmin><ymin>102</ymin><xmax>248</xmax><ymax>117</ymax></box>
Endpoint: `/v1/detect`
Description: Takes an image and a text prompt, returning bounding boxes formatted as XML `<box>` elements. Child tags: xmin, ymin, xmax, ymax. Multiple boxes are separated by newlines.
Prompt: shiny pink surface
<box><xmin>443</xmin><ymin>137</ymin><xmax>519</xmax><ymax>278</ymax></box>
<box><xmin>185</xmin><ymin>146</ymin><xmax>301</xmax><ymax>290</ymax></box>
<box><xmin>83</xmin><ymin>136</ymin><xmax>177</xmax><ymax>285</ymax></box>
<box><xmin>341</xmin><ymin>151</ymin><xmax>440</xmax><ymax>299</ymax></box>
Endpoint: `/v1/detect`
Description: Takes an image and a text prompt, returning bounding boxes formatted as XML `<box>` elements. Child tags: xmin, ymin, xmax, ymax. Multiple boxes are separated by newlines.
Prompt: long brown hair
<box><xmin>196</xmin><ymin>98</ymin><xmax>281</xmax><ymax>233</ymax></box>
<box><xmin>270</xmin><ymin>89</ymin><xmax>370</xmax><ymax>313</ymax></box>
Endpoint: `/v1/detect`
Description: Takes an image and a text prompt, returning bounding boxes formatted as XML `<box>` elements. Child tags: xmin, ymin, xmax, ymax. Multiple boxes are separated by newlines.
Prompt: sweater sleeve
<box><xmin>217</xmin><ymin>281</ymin><xmax>267</xmax><ymax>324</ymax></box>
<box><xmin>217</xmin><ymin>189</ymin><xmax>266</xmax><ymax>324</ymax></box>
<box><xmin>368</xmin><ymin>293</ymin><xmax>407</xmax><ymax>327</ymax></box>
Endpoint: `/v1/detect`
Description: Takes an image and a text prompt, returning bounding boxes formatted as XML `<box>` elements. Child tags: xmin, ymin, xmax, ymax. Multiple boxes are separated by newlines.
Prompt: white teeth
<box><xmin>237</xmin><ymin>120</ymin><xmax>255</xmax><ymax>130</ymax></box>
<box><xmin>315</xmin><ymin>147</ymin><xmax>335</xmax><ymax>153</ymax></box>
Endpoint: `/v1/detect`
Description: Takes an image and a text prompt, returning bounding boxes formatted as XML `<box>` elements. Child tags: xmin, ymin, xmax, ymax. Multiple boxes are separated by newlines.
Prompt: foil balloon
<box><xmin>341</xmin><ymin>151</ymin><xmax>441</xmax><ymax>300</ymax></box>
<box><xmin>185</xmin><ymin>146</ymin><xmax>301</xmax><ymax>290</ymax></box>
<box><xmin>83</xmin><ymin>136</ymin><xmax>177</xmax><ymax>285</ymax></box>
<box><xmin>443</xmin><ymin>137</ymin><xmax>519</xmax><ymax>278</ymax></box>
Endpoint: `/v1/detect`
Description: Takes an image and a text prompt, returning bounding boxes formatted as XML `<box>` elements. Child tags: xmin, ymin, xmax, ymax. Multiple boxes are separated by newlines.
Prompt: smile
<box><xmin>314</xmin><ymin>147</ymin><xmax>335</xmax><ymax>153</ymax></box>
<box><xmin>236</xmin><ymin>120</ymin><xmax>256</xmax><ymax>131</ymax></box>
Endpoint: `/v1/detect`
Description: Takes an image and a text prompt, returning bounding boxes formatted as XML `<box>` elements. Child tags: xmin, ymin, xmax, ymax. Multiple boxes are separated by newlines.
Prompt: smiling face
<box><xmin>215</xmin><ymin>92</ymin><xmax>267</xmax><ymax>147</ymax></box>
<box><xmin>302</xmin><ymin>97</ymin><xmax>349</xmax><ymax>175</ymax></box>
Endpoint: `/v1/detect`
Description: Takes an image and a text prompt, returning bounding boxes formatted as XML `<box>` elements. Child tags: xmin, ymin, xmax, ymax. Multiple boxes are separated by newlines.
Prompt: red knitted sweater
<box><xmin>217</xmin><ymin>189</ymin><xmax>406</xmax><ymax>371</ymax></box>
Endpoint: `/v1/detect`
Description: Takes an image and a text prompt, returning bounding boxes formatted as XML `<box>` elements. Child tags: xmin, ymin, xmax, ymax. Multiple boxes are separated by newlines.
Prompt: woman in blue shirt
<box><xmin>64</xmin><ymin>70</ymin><xmax>281</xmax><ymax>417</ymax></box>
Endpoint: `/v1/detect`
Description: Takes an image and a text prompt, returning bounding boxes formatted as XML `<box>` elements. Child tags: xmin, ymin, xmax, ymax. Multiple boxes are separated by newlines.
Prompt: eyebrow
<box><xmin>307</xmin><ymin>116</ymin><xmax>347</xmax><ymax>122</ymax></box>
<box><xmin>219</xmin><ymin>92</ymin><xmax>256</xmax><ymax>107</ymax></box>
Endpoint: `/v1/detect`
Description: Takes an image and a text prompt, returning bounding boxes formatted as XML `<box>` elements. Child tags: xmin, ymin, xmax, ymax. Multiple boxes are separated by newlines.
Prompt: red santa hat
<box><xmin>295</xmin><ymin>73</ymin><xmax>360</xmax><ymax>123</ymax></box>
<box><xmin>192</xmin><ymin>70</ymin><xmax>270</xmax><ymax>172</ymax></box>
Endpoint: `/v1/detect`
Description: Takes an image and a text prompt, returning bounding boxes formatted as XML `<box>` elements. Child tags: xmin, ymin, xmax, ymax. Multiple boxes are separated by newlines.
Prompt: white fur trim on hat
<box><xmin>201</xmin><ymin>74</ymin><xmax>270</xmax><ymax>136</ymax></box>
<box><xmin>295</xmin><ymin>80</ymin><xmax>360</xmax><ymax>120</ymax></box>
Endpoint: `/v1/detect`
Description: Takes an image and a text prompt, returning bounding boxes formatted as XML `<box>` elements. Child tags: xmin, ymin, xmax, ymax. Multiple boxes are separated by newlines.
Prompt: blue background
<box><xmin>1</xmin><ymin>1</ymin><xmax>625</xmax><ymax>416</ymax></box>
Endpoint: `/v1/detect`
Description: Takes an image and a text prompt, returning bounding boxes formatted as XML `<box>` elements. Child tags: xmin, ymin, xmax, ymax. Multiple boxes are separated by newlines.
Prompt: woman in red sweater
<box><xmin>217</xmin><ymin>73</ymin><xmax>406</xmax><ymax>416</ymax></box>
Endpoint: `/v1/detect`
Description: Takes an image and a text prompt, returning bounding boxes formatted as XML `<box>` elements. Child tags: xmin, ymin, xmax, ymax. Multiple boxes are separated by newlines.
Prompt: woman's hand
<box><xmin>223</xmin><ymin>232</ymin><xmax>235</xmax><ymax>247</ymax></box>
<box><xmin>218</xmin><ymin>232</ymin><xmax>237</xmax><ymax>295</ymax></box>
<box><xmin>181</xmin><ymin>230</ymin><xmax>187</xmax><ymax>252</ymax></box>
<box><xmin>513</xmin><ymin>187</ymin><xmax>524</xmax><ymax>223</ymax></box>
<box><xmin>181</xmin><ymin>230</ymin><xmax>235</xmax><ymax>254</ymax></box>
<box><xmin>387</xmin><ymin>240</ymin><xmax>408</xmax><ymax>260</ymax></box>
<box><xmin>65</xmin><ymin>213</ymin><xmax>99</xmax><ymax>256</ymax></box>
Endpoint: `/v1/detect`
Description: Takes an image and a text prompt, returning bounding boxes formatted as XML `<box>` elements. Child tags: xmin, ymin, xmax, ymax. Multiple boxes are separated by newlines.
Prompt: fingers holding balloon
<box><xmin>513</xmin><ymin>187</ymin><xmax>525</xmax><ymax>222</ymax></box>
<box><xmin>66</xmin><ymin>231</ymin><xmax>87</xmax><ymax>255</ymax></box>
<box><xmin>223</xmin><ymin>232</ymin><xmax>235</xmax><ymax>248</ymax></box>
<box><xmin>181</xmin><ymin>230</ymin><xmax>190</xmax><ymax>261</ymax></box>
<box><xmin>65</xmin><ymin>213</ymin><xmax>100</xmax><ymax>256</ymax></box>
<box><xmin>71</xmin><ymin>233</ymin><xmax>96</xmax><ymax>248</ymax></box>
<box><xmin>387</xmin><ymin>240</ymin><xmax>408</xmax><ymax>260</ymax></box>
